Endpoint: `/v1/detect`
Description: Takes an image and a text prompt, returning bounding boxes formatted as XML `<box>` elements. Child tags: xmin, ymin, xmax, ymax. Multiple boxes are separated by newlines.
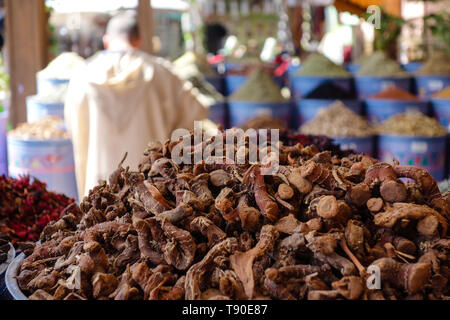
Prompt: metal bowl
<box><xmin>5</xmin><ymin>253</ymin><xmax>28</xmax><ymax>300</ymax></box>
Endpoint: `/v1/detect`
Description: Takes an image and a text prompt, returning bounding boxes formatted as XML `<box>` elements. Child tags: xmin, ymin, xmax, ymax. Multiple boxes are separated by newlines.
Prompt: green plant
<box><xmin>365</xmin><ymin>9</ymin><xmax>405</xmax><ymax>52</ymax></box>
<box><xmin>424</xmin><ymin>11</ymin><xmax>450</xmax><ymax>54</ymax></box>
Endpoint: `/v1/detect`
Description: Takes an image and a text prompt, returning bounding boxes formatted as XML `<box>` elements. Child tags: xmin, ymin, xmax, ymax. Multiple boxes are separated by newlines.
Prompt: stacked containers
<box><xmin>415</xmin><ymin>51</ymin><xmax>450</xmax><ymax>98</ymax></box>
<box><xmin>354</xmin><ymin>51</ymin><xmax>412</xmax><ymax>99</ymax></box>
<box><xmin>431</xmin><ymin>87</ymin><xmax>450</xmax><ymax>133</ymax></box>
<box><xmin>228</xmin><ymin>68</ymin><xmax>290</xmax><ymax>127</ymax></box>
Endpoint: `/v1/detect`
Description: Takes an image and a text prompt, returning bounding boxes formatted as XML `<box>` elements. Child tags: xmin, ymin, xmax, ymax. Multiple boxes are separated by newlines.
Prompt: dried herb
<box><xmin>0</xmin><ymin>176</ymin><xmax>74</xmax><ymax>243</ymax></box>
<box><xmin>16</xmin><ymin>127</ymin><xmax>450</xmax><ymax>300</ymax></box>
<box><xmin>377</xmin><ymin>112</ymin><xmax>447</xmax><ymax>137</ymax></box>
<box><xmin>357</xmin><ymin>51</ymin><xmax>407</xmax><ymax>77</ymax></box>
<box><xmin>296</xmin><ymin>53</ymin><xmax>350</xmax><ymax>78</ymax></box>
<box><xmin>230</xmin><ymin>68</ymin><xmax>286</xmax><ymax>103</ymax></box>
<box><xmin>301</xmin><ymin>101</ymin><xmax>375</xmax><ymax>137</ymax></box>
<box><xmin>417</xmin><ymin>51</ymin><xmax>450</xmax><ymax>76</ymax></box>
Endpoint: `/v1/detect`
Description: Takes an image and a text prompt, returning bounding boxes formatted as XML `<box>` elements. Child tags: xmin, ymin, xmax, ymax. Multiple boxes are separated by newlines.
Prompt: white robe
<box><xmin>64</xmin><ymin>50</ymin><xmax>208</xmax><ymax>199</ymax></box>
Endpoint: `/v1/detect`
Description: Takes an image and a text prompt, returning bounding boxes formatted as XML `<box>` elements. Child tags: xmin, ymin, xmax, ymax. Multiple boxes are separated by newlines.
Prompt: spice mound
<box><xmin>29</xmin><ymin>83</ymin><xmax>69</xmax><ymax>104</ymax></box>
<box><xmin>416</xmin><ymin>51</ymin><xmax>450</xmax><ymax>76</ymax></box>
<box><xmin>9</xmin><ymin>116</ymin><xmax>69</xmax><ymax>140</ymax></box>
<box><xmin>370</xmin><ymin>87</ymin><xmax>418</xmax><ymax>100</ymax></box>
<box><xmin>16</xmin><ymin>126</ymin><xmax>450</xmax><ymax>300</ymax></box>
<box><xmin>174</xmin><ymin>51</ymin><xmax>218</xmax><ymax>78</ymax></box>
<box><xmin>433</xmin><ymin>86</ymin><xmax>450</xmax><ymax>99</ymax></box>
<box><xmin>230</xmin><ymin>68</ymin><xmax>286</xmax><ymax>103</ymax></box>
<box><xmin>296</xmin><ymin>53</ymin><xmax>350</xmax><ymax>78</ymax></box>
<box><xmin>301</xmin><ymin>101</ymin><xmax>375</xmax><ymax>137</ymax></box>
<box><xmin>377</xmin><ymin>112</ymin><xmax>447</xmax><ymax>137</ymax></box>
<box><xmin>38</xmin><ymin>52</ymin><xmax>85</xmax><ymax>80</ymax></box>
<box><xmin>240</xmin><ymin>115</ymin><xmax>287</xmax><ymax>131</ymax></box>
<box><xmin>0</xmin><ymin>176</ymin><xmax>74</xmax><ymax>243</ymax></box>
<box><xmin>357</xmin><ymin>51</ymin><xmax>407</xmax><ymax>77</ymax></box>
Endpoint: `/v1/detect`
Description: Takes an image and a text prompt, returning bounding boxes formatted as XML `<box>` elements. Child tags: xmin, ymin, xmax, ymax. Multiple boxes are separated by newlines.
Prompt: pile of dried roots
<box><xmin>16</xmin><ymin>129</ymin><xmax>449</xmax><ymax>300</ymax></box>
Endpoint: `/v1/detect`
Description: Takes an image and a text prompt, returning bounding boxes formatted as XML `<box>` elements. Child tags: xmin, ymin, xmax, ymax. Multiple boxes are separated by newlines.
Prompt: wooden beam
<box><xmin>5</xmin><ymin>0</ymin><xmax>48</xmax><ymax>126</ymax></box>
<box><xmin>137</xmin><ymin>0</ymin><xmax>154</xmax><ymax>54</ymax></box>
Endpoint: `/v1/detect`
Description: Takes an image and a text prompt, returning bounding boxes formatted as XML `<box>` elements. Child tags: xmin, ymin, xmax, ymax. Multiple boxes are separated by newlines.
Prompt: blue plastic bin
<box><xmin>228</xmin><ymin>101</ymin><xmax>291</xmax><ymax>127</ymax></box>
<box><xmin>205</xmin><ymin>76</ymin><xmax>226</xmax><ymax>96</ymax></box>
<box><xmin>7</xmin><ymin>137</ymin><xmax>78</xmax><ymax>200</ymax></box>
<box><xmin>431</xmin><ymin>98</ymin><xmax>450</xmax><ymax>133</ymax></box>
<box><xmin>402</xmin><ymin>62</ymin><xmax>423</xmax><ymax>73</ymax></box>
<box><xmin>296</xmin><ymin>99</ymin><xmax>362</xmax><ymax>125</ymax></box>
<box><xmin>36</xmin><ymin>77</ymin><xmax>70</xmax><ymax>95</ymax></box>
<box><xmin>291</xmin><ymin>76</ymin><xmax>354</xmax><ymax>99</ymax></box>
<box><xmin>415</xmin><ymin>76</ymin><xmax>450</xmax><ymax>99</ymax></box>
<box><xmin>355</xmin><ymin>76</ymin><xmax>412</xmax><ymax>99</ymax></box>
<box><xmin>332</xmin><ymin>136</ymin><xmax>375</xmax><ymax>156</ymax></box>
<box><xmin>0</xmin><ymin>111</ymin><xmax>7</xmax><ymax>176</ymax></box>
<box><xmin>378</xmin><ymin>134</ymin><xmax>447</xmax><ymax>181</ymax></box>
<box><xmin>365</xmin><ymin>99</ymin><xmax>429</xmax><ymax>123</ymax></box>
<box><xmin>209</xmin><ymin>102</ymin><xmax>229</xmax><ymax>129</ymax></box>
<box><xmin>26</xmin><ymin>96</ymin><xmax>65</xmax><ymax>123</ymax></box>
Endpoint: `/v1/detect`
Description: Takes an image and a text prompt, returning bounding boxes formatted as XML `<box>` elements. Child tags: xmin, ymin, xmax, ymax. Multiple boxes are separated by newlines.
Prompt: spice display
<box><xmin>377</xmin><ymin>112</ymin><xmax>447</xmax><ymax>137</ymax></box>
<box><xmin>14</xmin><ymin>127</ymin><xmax>449</xmax><ymax>300</ymax></box>
<box><xmin>186</xmin><ymin>76</ymin><xmax>224</xmax><ymax>107</ymax></box>
<box><xmin>240</xmin><ymin>115</ymin><xmax>287</xmax><ymax>131</ymax></box>
<box><xmin>357</xmin><ymin>51</ymin><xmax>407</xmax><ymax>77</ymax></box>
<box><xmin>416</xmin><ymin>51</ymin><xmax>450</xmax><ymax>76</ymax></box>
<box><xmin>9</xmin><ymin>116</ymin><xmax>69</xmax><ymax>140</ymax></box>
<box><xmin>37</xmin><ymin>52</ymin><xmax>85</xmax><ymax>79</ymax></box>
<box><xmin>0</xmin><ymin>176</ymin><xmax>74</xmax><ymax>243</ymax></box>
<box><xmin>433</xmin><ymin>86</ymin><xmax>450</xmax><ymax>99</ymax></box>
<box><xmin>305</xmin><ymin>82</ymin><xmax>354</xmax><ymax>100</ymax></box>
<box><xmin>230</xmin><ymin>68</ymin><xmax>286</xmax><ymax>103</ymax></box>
<box><xmin>370</xmin><ymin>87</ymin><xmax>419</xmax><ymax>100</ymax></box>
<box><xmin>296</xmin><ymin>53</ymin><xmax>350</xmax><ymax>78</ymax></box>
<box><xmin>301</xmin><ymin>101</ymin><xmax>375</xmax><ymax>137</ymax></box>
<box><xmin>0</xmin><ymin>235</ymin><xmax>10</xmax><ymax>264</ymax></box>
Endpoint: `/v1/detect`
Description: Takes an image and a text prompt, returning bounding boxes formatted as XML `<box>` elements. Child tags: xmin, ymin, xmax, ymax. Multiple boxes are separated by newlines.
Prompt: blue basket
<box><xmin>36</xmin><ymin>77</ymin><xmax>69</xmax><ymax>95</ymax></box>
<box><xmin>378</xmin><ymin>134</ymin><xmax>447</xmax><ymax>181</ymax></box>
<box><xmin>0</xmin><ymin>112</ymin><xmax>7</xmax><ymax>176</ymax></box>
<box><xmin>431</xmin><ymin>98</ymin><xmax>450</xmax><ymax>133</ymax></box>
<box><xmin>345</xmin><ymin>63</ymin><xmax>361</xmax><ymax>73</ymax></box>
<box><xmin>415</xmin><ymin>75</ymin><xmax>450</xmax><ymax>99</ymax></box>
<box><xmin>26</xmin><ymin>96</ymin><xmax>65</xmax><ymax>123</ymax></box>
<box><xmin>365</xmin><ymin>99</ymin><xmax>429</xmax><ymax>123</ymax></box>
<box><xmin>402</xmin><ymin>62</ymin><xmax>423</xmax><ymax>73</ymax></box>
<box><xmin>355</xmin><ymin>76</ymin><xmax>412</xmax><ymax>99</ymax></box>
<box><xmin>7</xmin><ymin>137</ymin><xmax>78</xmax><ymax>200</ymax></box>
<box><xmin>209</xmin><ymin>102</ymin><xmax>229</xmax><ymax>129</ymax></box>
<box><xmin>228</xmin><ymin>101</ymin><xmax>291</xmax><ymax>127</ymax></box>
<box><xmin>290</xmin><ymin>76</ymin><xmax>354</xmax><ymax>99</ymax></box>
<box><xmin>205</xmin><ymin>76</ymin><xmax>226</xmax><ymax>96</ymax></box>
<box><xmin>296</xmin><ymin>99</ymin><xmax>362</xmax><ymax>125</ymax></box>
<box><xmin>332</xmin><ymin>136</ymin><xmax>375</xmax><ymax>156</ymax></box>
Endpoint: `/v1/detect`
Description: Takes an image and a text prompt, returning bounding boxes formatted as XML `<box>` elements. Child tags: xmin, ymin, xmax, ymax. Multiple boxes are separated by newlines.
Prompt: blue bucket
<box><xmin>365</xmin><ymin>99</ymin><xmax>429</xmax><ymax>123</ymax></box>
<box><xmin>378</xmin><ymin>134</ymin><xmax>447</xmax><ymax>181</ymax></box>
<box><xmin>26</xmin><ymin>96</ymin><xmax>65</xmax><ymax>123</ymax></box>
<box><xmin>402</xmin><ymin>62</ymin><xmax>423</xmax><ymax>73</ymax></box>
<box><xmin>355</xmin><ymin>76</ymin><xmax>412</xmax><ymax>99</ymax></box>
<box><xmin>296</xmin><ymin>99</ymin><xmax>362</xmax><ymax>125</ymax></box>
<box><xmin>205</xmin><ymin>76</ymin><xmax>226</xmax><ymax>96</ymax></box>
<box><xmin>209</xmin><ymin>102</ymin><xmax>229</xmax><ymax>129</ymax></box>
<box><xmin>228</xmin><ymin>101</ymin><xmax>291</xmax><ymax>127</ymax></box>
<box><xmin>0</xmin><ymin>112</ymin><xmax>7</xmax><ymax>176</ymax></box>
<box><xmin>36</xmin><ymin>77</ymin><xmax>69</xmax><ymax>95</ymax></box>
<box><xmin>431</xmin><ymin>98</ymin><xmax>450</xmax><ymax>133</ymax></box>
<box><xmin>415</xmin><ymin>76</ymin><xmax>450</xmax><ymax>99</ymax></box>
<box><xmin>346</xmin><ymin>63</ymin><xmax>361</xmax><ymax>73</ymax></box>
<box><xmin>290</xmin><ymin>76</ymin><xmax>354</xmax><ymax>99</ymax></box>
<box><xmin>332</xmin><ymin>136</ymin><xmax>375</xmax><ymax>156</ymax></box>
<box><xmin>7</xmin><ymin>137</ymin><xmax>78</xmax><ymax>200</ymax></box>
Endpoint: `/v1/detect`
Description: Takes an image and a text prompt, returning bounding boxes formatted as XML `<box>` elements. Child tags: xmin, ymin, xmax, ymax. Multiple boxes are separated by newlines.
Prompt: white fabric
<box><xmin>65</xmin><ymin>49</ymin><xmax>208</xmax><ymax>199</ymax></box>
